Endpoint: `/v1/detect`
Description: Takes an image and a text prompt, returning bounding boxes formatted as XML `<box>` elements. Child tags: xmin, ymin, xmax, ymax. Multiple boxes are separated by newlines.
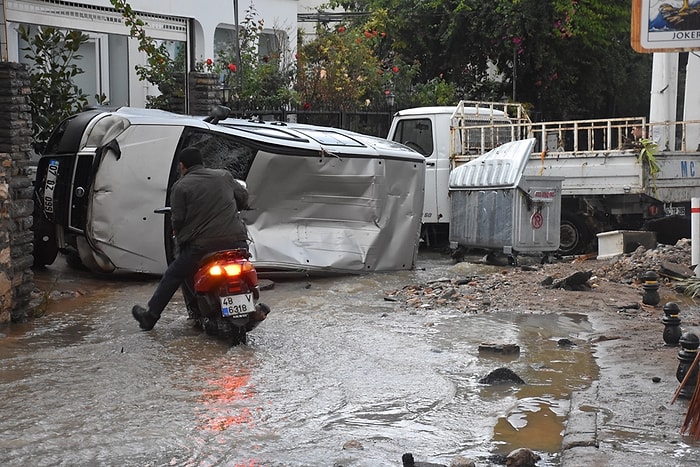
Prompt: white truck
<box><xmin>387</xmin><ymin>100</ymin><xmax>700</xmax><ymax>255</ymax></box>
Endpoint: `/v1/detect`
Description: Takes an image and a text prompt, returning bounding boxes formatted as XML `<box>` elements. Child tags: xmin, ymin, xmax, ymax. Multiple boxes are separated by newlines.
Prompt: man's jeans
<box><xmin>146</xmin><ymin>239</ymin><xmax>248</xmax><ymax>317</ymax></box>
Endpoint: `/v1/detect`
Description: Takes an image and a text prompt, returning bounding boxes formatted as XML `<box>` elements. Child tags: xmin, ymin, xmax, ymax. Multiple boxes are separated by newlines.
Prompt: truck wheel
<box><xmin>559</xmin><ymin>214</ymin><xmax>590</xmax><ymax>256</ymax></box>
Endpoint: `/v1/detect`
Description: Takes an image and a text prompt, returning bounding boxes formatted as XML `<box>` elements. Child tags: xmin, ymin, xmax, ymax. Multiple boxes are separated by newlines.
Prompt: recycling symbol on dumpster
<box><xmin>531</xmin><ymin>211</ymin><xmax>544</xmax><ymax>229</ymax></box>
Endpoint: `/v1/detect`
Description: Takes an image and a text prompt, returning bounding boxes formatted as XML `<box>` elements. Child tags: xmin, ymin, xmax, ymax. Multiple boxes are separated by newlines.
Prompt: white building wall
<box><xmin>4</xmin><ymin>0</ymin><xmax>298</xmax><ymax>108</ymax></box>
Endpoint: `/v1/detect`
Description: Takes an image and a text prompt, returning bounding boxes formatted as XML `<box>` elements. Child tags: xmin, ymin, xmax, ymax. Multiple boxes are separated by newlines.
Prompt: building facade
<box><xmin>2</xmin><ymin>0</ymin><xmax>298</xmax><ymax>109</ymax></box>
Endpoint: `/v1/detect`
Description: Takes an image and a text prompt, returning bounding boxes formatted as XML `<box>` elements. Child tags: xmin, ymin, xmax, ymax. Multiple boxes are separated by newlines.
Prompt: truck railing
<box><xmin>450</xmin><ymin>105</ymin><xmax>700</xmax><ymax>163</ymax></box>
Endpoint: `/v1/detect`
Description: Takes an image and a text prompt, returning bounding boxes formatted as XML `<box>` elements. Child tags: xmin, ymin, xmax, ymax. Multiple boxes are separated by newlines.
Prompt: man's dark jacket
<box><xmin>170</xmin><ymin>164</ymin><xmax>249</xmax><ymax>248</ymax></box>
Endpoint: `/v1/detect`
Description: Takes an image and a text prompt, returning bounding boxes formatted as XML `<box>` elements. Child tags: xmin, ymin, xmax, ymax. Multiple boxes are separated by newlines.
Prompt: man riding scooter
<box><xmin>131</xmin><ymin>146</ymin><xmax>255</xmax><ymax>330</ymax></box>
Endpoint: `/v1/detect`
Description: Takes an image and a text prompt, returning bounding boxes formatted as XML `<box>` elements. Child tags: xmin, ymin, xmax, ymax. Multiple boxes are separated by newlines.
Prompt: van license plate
<box><xmin>44</xmin><ymin>159</ymin><xmax>59</xmax><ymax>215</ymax></box>
<box><xmin>220</xmin><ymin>293</ymin><xmax>254</xmax><ymax>318</ymax></box>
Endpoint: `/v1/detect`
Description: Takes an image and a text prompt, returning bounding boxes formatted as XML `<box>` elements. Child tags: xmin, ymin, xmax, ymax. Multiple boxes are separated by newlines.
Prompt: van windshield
<box><xmin>391</xmin><ymin>118</ymin><xmax>433</xmax><ymax>157</ymax></box>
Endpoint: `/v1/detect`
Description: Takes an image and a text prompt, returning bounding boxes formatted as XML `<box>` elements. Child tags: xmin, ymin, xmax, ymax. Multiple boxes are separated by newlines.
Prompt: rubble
<box><xmin>592</xmin><ymin>238</ymin><xmax>693</xmax><ymax>284</ymax></box>
<box><xmin>386</xmin><ymin>239</ymin><xmax>695</xmax><ymax>314</ymax></box>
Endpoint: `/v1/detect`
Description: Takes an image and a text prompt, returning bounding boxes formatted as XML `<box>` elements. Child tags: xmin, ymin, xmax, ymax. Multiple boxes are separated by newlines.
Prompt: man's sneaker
<box><xmin>132</xmin><ymin>305</ymin><xmax>159</xmax><ymax>331</ymax></box>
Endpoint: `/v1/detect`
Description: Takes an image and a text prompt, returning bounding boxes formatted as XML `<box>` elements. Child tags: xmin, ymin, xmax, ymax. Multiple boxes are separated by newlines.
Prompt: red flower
<box><xmin>228</xmin><ymin>63</ymin><xmax>237</xmax><ymax>72</ymax></box>
<box><xmin>392</xmin><ymin>66</ymin><xmax>399</xmax><ymax>73</ymax></box>
<box><xmin>303</xmin><ymin>102</ymin><xmax>311</xmax><ymax>110</ymax></box>
<box><xmin>381</xmin><ymin>32</ymin><xmax>386</xmax><ymax>38</ymax></box>
<box><xmin>295</xmin><ymin>53</ymin><xmax>299</xmax><ymax>59</ymax></box>
<box><xmin>338</xmin><ymin>26</ymin><xmax>346</xmax><ymax>33</ymax></box>
<box><xmin>364</xmin><ymin>30</ymin><xmax>372</xmax><ymax>38</ymax></box>
<box><xmin>206</xmin><ymin>58</ymin><xmax>213</xmax><ymax>66</ymax></box>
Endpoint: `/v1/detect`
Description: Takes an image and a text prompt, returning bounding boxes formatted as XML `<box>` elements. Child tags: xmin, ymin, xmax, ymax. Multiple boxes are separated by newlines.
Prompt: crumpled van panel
<box><xmin>243</xmin><ymin>150</ymin><xmax>423</xmax><ymax>273</ymax></box>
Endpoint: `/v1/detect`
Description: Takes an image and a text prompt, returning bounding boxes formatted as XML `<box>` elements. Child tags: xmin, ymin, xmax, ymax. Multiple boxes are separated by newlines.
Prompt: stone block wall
<box><xmin>188</xmin><ymin>72</ymin><xmax>221</xmax><ymax>117</ymax></box>
<box><xmin>0</xmin><ymin>62</ymin><xmax>35</xmax><ymax>323</ymax></box>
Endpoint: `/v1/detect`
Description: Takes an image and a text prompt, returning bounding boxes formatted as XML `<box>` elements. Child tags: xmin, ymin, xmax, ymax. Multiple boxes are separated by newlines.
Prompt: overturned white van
<box><xmin>33</xmin><ymin>107</ymin><xmax>425</xmax><ymax>275</ymax></box>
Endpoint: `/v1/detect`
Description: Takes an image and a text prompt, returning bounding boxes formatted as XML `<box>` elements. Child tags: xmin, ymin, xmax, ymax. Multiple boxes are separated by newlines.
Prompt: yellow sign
<box><xmin>632</xmin><ymin>0</ymin><xmax>700</xmax><ymax>52</ymax></box>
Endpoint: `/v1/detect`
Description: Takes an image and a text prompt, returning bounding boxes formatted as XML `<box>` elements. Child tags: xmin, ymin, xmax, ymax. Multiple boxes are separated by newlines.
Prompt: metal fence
<box><xmin>228</xmin><ymin>109</ymin><xmax>394</xmax><ymax>138</ymax></box>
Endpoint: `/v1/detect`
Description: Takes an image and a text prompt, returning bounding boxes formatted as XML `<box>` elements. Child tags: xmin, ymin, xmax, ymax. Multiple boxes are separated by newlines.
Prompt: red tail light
<box><xmin>208</xmin><ymin>261</ymin><xmax>254</xmax><ymax>277</ymax></box>
<box><xmin>195</xmin><ymin>256</ymin><xmax>258</xmax><ymax>294</ymax></box>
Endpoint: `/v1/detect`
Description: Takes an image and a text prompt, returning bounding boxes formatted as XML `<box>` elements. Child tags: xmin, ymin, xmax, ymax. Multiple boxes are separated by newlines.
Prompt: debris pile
<box><xmin>592</xmin><ymin>238</ymin><xmax>693</xmax><ymax>284</ymax></box>
<box><xmin>386</xmin><ymin>239</ymin><xmax>694</xmax><ymax>314</ymax></box>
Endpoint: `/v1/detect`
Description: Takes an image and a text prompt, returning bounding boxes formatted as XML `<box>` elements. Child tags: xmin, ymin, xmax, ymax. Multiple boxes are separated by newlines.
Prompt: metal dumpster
<box><xmin>448</xmin><ymin>138</ymin><xmax>562</xmax><ymax>261</ymax></box>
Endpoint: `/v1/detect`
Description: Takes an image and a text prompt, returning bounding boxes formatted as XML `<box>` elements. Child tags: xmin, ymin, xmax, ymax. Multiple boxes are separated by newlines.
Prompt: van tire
<box><xmin>32</xmin><ymin>215</ymin><xmax>58</xmax><ymax>268</ymax></box>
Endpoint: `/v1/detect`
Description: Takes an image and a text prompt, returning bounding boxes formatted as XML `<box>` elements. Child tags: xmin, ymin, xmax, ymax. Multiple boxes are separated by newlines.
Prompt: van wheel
<box><xmin>559</xmin><ymin>213</ymin><xmax>591</xmax><ymax>256</ymax></box>
<box><xmin>32</xmin><ymin>215</ymin><xmax>58</xmax><ymax>268</ymax></box>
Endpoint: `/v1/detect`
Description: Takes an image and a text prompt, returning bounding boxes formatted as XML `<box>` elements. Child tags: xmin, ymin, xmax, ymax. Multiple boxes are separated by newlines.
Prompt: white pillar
<box><xmin>693</xmin><ymin>198</ymin><xmax>700</xmax><ymax>277</ymax></box>
<box><xmin>684</xmin><ymin>53</ymin><xmax>700</xmax><ymax>152</ymax></box>
<box><xmin>649</xmin><ymin>52</ymin><xmax>679</xmax><ymax>151</ymax></box>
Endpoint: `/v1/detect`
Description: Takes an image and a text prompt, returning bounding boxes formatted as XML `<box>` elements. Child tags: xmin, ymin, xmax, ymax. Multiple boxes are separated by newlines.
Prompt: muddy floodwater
<box><xmin>0</xmin><ymin>251</ymin><xmax>599</xmax><ymax>466</ymax></box>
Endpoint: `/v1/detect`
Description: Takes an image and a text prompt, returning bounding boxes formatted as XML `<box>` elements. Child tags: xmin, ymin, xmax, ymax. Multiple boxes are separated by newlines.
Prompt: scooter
<box><xmin>155</xmin><ymin>207</ymin><xmax>270</xmax><ymax>345</ymax></box>
<box><xmin>191</xmin><ymin>247</ymin><xmax>270</xmax><ymax>345</ymax></box>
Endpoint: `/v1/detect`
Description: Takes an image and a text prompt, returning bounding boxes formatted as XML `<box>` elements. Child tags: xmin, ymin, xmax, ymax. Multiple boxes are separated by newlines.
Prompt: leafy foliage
<box><xmin>296</xmin><ymin>6</ymin><xmax>462</xmax><ymax>111</ymax></box>
<box><xmin>18</xmin><ymin>25</ymin><xmax>90</xmax><ymax>153</ymax></box>
<box><xmin>325</xmin><ymin>0</ymin><xmax>652</xmax><ymax>119</ymax></box>
<box><xmin>296</xmin><ymin>23</ymin><xmax>386</xmax><ymax>111</ymax></box>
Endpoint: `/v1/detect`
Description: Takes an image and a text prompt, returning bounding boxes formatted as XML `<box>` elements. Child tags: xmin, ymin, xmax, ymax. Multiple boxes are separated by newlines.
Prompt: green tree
<box><xmin>19</xmin><ymin>25</ymin><xmax>90</xmax><ymax>153</ymax></box>
<box><xmin>296</xmin><ymin>7</ymin><xmax>460</xmax><ymax>111</ymax></box>
<box><xmin>327</xmin><ymin>0</ymin><xmax>652</xmax><ymax>119</ymax></box>
<box><xmin>296</xmin><ymin>23</ymin><xmax>386</xmax><ymax>111</ymax></box>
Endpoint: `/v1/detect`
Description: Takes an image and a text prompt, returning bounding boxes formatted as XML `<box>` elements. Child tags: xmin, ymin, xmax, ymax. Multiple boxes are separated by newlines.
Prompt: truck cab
<box><xmin>388</xmin><ymin>103</ymin><xmax>512</xmax><ymax>245</ymax></box>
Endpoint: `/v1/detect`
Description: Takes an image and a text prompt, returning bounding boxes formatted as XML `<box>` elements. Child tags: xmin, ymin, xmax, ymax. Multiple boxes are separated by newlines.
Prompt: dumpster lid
<box><xmin>448</xmin><ymin>138</ymin><xmax>536</xmax><ymax>189</ymax></box>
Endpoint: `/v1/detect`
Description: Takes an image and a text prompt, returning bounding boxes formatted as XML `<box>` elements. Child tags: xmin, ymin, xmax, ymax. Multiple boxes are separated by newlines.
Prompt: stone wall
<box><xmin>188</xmin><ymin>72</ymin><xmax>221</xmax><ymax>117</ymax></box>
<box><xmin>0</xmin><ymin>62</ymin><xmax>35</xmax><ymax>323</ymax></box>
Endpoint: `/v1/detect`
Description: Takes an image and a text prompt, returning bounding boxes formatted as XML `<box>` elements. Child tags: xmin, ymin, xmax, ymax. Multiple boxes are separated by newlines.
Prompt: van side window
<box><xmin>392</xmin><ymin>118</ymin><xmax>433</xmax><ymax>157</ymax></box>
<box><xmin>178</xmin><ymin>130</ymin><xmax>256</xmax><ymax>181</ymax></box>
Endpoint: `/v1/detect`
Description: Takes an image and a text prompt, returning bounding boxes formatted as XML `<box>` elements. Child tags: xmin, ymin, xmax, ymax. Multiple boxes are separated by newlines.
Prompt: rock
<box><xmin>449</xmin><ymin>456</ymin><xmax>476</xmax><ymax>467</ymax></box>
<box><xmin>557</xmin><ymin>338</ymin><xmax>576</xmax><ymax>347</ymax></box>
<box><xmin>506</xmin><ymin>447</ymin><xmax>541</xmax><ymax>467</ymax></box>
<box><xmin>479</xmin><ymin>367</ymin><xmax>526</xmax><ymax>385</ymax></box>
<box><xmin>659</xmin><ymin>260</ymin><xmax>694</xmax><ymax>280</ymax></box>
<box><xmin>549</xmin><ymin>270</ymin><xmax>593</xmax><ymax>291</ymax></box>
<box><xmin>402</xmin><ymin>452</ymin><xmax>447</xmax><ymax>467</ymax></box>
<box><xmin>342</xmin><ymin>439</ymin><xmax>363</xmax><ymax>450</ymax></box>
<box><xmin>478</xmin><ymin>342</ymin><xmax>521</xmax><ymax>354</ymax></box>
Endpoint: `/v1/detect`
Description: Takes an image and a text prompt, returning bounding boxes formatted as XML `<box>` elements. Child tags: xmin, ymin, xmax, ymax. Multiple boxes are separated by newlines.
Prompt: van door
<box><xmin>390</xmin><ymin>117</ymin><xmax>439</xmax><ymax>225</ymax></box>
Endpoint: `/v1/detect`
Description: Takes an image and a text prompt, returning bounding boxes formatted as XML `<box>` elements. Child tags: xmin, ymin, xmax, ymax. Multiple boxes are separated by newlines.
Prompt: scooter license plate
<box><xmin>220</xmin><ymin>293</ymin><xmax>254</xmax><ymax>318</ymax></box>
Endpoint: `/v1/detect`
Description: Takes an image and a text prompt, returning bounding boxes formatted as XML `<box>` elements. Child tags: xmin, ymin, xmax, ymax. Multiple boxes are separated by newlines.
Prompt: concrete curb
<box><xmin>561</xmin><ymin>381</ymin><xmax>604</xmax><ymax>466</ymax></box>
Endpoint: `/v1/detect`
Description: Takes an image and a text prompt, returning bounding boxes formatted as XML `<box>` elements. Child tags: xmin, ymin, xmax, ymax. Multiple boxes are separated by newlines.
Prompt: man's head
<box><xmin>178</xmin><ymin>147</ymin><xmax>203</xmax><ymax>170</ymax></box>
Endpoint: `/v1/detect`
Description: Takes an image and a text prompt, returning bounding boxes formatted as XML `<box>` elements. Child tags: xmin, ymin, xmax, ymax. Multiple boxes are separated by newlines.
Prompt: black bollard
<box><xmin>676</xmin><ymin>332</ymin><xmax>700</xmax><ymax>400</ymax></box>
<box><xmin>662</xmin><ymin>302</ymin><xmax>682</xmax><ymax>346</ymax></box>
<box><xmin>642</xmin><ymin>270</ymin><xmax>660</xmax><ymax>306</ymax></box>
